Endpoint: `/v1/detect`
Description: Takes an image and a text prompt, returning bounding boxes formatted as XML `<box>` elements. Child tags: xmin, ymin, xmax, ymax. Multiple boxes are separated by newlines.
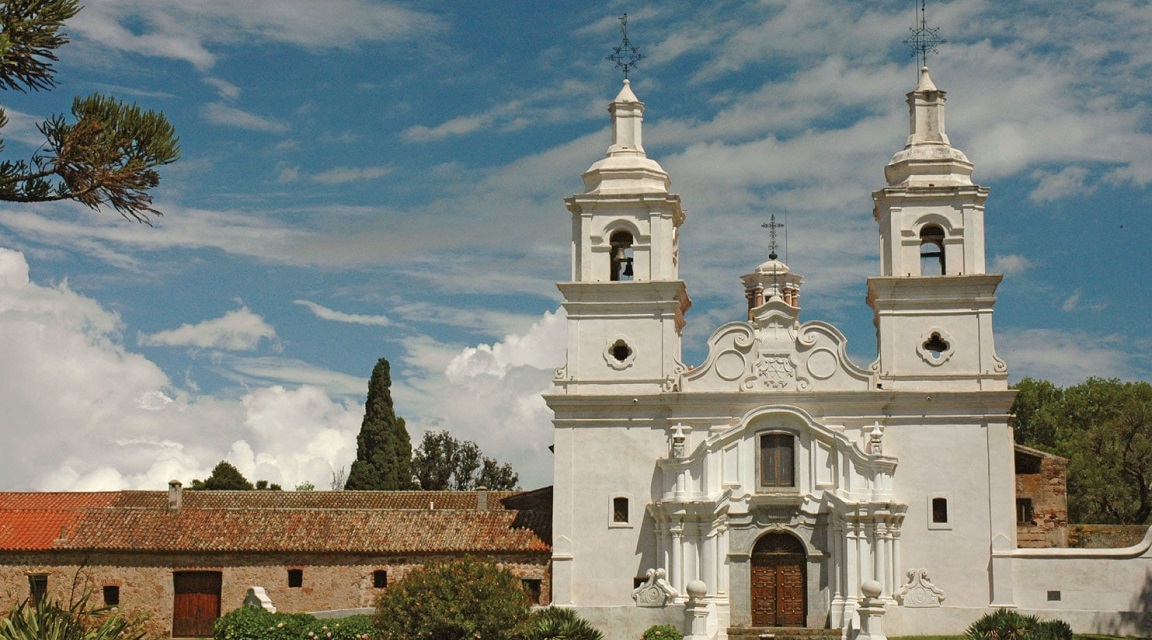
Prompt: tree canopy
<box><xmin>0</xmin><ymin>0</ymin><xmax>178</xmax><ymax>222</ymax></box>
<box><xmin>345</xmin><ymin>358</ymin><xmax>414</xmax><ymax>490</ymax></box>
<box><xmin>189</xmin><ymin>460</ymin><xmax>282</xmax><ymax>491</ymax></box>
<box><xmin>412</xmin><ymin>431</ymin><xmax>519</xmax><ymax>491</ymax></box>
<box><xmin>1011</xmin><ymin>377</ymin><xmax>1152</xmax><ymax>524</ymax></box>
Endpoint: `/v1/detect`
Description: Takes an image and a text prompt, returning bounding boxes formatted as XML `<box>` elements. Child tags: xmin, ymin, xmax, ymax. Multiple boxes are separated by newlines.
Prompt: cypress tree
<box><xmin>345</xmin><ymin>357</ymin><xmax>413</xmax><ymax>490</ymax></box>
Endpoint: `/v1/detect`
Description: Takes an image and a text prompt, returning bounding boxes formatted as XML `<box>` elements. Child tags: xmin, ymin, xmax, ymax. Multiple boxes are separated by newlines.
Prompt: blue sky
<box><xmin>0</xmin><ymin>1</ymin><xmax>1148</xmax><ymax>491</ymax></box>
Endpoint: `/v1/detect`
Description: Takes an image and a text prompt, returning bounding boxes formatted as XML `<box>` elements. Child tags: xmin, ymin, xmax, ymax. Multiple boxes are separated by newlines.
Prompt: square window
<box><xmin>521</xmin><ymin>578</ymin><xmax>542</xmax><ymax>605</ymax></box>
<box><xmin>287</xmin><ymin>569</ymin><xmax>303</xmax><ymax>588</ymax></box>
<box><xmin>612</xmin><ymin>497</ymin><xmax>629</xmax><ymax>523</ymax></box>
<box><xmin>373</xmin><ymin>570</ymin><xmax>387</xmax><ymax>589</ymax></box>
<box><xmin>28</xmin><ymin>574</ymin><xmax>47</xmax><ymax>604</ymax></box>
<box><xmin>103</xmin><ymin>585</ymin><xmax>120</xmax><ymax>607</ymax></box>
<box><xmin>1016</xmin><ymin>498</ymin><xmax>1034</xmax><ymax>524</ymax></box>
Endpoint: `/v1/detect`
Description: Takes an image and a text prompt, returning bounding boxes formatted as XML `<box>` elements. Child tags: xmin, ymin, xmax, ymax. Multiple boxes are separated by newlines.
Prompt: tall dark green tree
<box><xmin>345</xmin><ymin>358</ymin><xmax>414</xmax><ymax>490</ymax></box>
<box><xmin>0</xmin><ymin>0</ymin><xmax>179</xmax><ymax>222</ymax></box>
<box><xmin>1011</xmin><ymin>377</ymin><xmax>1152</xmax><ymax>524</ymax></box>
<box><xmin>412</xmin><ymin>431</ymin><xmax>519</xmax><ymax>491</ymax></box>
<box><xmin>190</xmin><ymin>461</ymin><xmax>254</xmax><ymax>490</ymax></box>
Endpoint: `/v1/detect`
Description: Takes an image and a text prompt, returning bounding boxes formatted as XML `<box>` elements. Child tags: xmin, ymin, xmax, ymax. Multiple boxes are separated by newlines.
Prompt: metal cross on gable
<box><xmin>903</xmin><ymin>0</ymin><xmax>945</xmax><ymax>69</ymax></box>
<box><xmin>761</xmin><ymin>214</ymin><xmax>784</xmax><ymax>260</ymax></box>
<box><xmin>607</xmin><ymin>14</ymin><xmax>644</xmax><ymax>78</ymax></box>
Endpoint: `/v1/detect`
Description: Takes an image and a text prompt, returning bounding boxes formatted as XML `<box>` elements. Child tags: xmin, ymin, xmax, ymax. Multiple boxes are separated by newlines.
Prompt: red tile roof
<box><xmin>0</xmin><ymin>490</ymin><xmax>551</xmax><ymax>554</ymax></box>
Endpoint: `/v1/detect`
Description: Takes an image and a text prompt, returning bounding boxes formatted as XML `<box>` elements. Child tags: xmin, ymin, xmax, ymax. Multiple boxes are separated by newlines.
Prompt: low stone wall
<box><xmin>1068</xmin><ymin>524</ymin><xmax>1150</xmax><ymax>549</ymax></box>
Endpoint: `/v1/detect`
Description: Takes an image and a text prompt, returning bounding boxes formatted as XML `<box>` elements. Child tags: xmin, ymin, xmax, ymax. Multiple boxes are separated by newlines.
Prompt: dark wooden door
<box><xmin>751</xmin><ymin>533</ymin><xmax>806</xmax><ymax>627</ymax></box>
<box><xmin>173</xmin><ymin>571</ymin><xmax>221</xmax><ymax>637</ymax></box>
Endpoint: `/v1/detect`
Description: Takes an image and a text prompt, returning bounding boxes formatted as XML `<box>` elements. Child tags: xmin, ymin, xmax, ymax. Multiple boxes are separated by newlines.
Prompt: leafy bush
<box><xmin>964</xmin><ymin>609</ymin><xmax>1072</xmax><ymax>640</ymax></box>
<box><xmin>374</xmin><ymin>557</ymin><xmax>531</xmax><ymax>640</ymax></box>
<box><xmin>0</xmin><ymin>594</ymin><xmax>156</xmax><ymax>640</ymax></box>
<box><xmin>213</xmin><ymin>607</ymin><xmax>369</xmax><ymax>640</ymax></box>
<box><xmin>641</xmin><ymin>624</ymin><xmax>683</xmax><ymax>640</ymax></box>
<box><xmin>527</xmin><ymin>607</ymin><xmax>603</xmax><ymax>640</ymax></box>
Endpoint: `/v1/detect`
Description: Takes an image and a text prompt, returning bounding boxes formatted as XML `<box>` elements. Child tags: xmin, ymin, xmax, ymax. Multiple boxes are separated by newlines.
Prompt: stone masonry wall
<box><xmin>0</xmin><ymin>551</ymin><xmax>550</xmax><ymax>637</ymax></box>
<box><xmin>1015</xmin><ymin>452</ymin><xmax>1068</xmax><ymax>548</ymax></box>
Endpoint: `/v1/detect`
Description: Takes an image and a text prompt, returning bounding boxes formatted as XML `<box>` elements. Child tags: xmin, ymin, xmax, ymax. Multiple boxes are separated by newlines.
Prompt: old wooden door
<box><xmin>172</xmin><ymin>571</ymin><xmax>222</xmax><ymax>637</ymax></box>
<box><xmin>750</xmin><ymin>532</ymin><xmax>806</xmax><ymax>627</ymax></box>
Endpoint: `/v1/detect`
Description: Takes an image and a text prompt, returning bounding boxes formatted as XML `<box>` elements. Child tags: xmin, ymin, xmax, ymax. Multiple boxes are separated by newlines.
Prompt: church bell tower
<box><xmin>555</xmin><ymin>79</ymin><xmax>690</xmax><ymax>395</ymax></box>
<box><xmin>867</xmin><ymin>67</ymin><xmax>1008</xmax><ymax>390</ymax></box>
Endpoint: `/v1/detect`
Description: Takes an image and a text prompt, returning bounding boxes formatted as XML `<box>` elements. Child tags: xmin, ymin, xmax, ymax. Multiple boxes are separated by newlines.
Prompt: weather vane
<box><xmin>607</xmin><ymin>14</ymin><xmax>644</xmax><ymax>78</ymax></box>
<box><xmin>761</xmin><ymin>215</ymin><xmax>784</xmax><ymax>261</ymax></box>
<box><xmin>903</xmin><ymin>0</ymin><xmax>945</xmax><ymax>69</ymax></box>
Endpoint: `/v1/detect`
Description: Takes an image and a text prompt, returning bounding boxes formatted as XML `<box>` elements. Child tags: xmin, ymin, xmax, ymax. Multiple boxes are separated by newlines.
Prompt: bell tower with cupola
<box><xmin>867</xmin><ymin>67</ymin><xmax>1007</xmax><ymax>390</ymax></box>
<box><xmin>555</xmin><ymin>78</ymin><xmax>691</xmax><ymax>394</ymax></box>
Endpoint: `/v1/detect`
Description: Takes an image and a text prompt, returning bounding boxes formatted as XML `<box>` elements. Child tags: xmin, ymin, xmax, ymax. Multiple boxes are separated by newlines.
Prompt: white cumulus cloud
<box><xmin>139</xmin><ymin>307</ymin><xmax>277</xmax><ymax>351</ymax></box>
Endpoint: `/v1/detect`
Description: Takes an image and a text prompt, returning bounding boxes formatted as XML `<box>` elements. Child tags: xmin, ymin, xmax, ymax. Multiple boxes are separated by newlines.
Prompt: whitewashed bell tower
<box><xmin>867</xmin><ymin>67</ymin><xmax>1008</xmax><ymax>390</ymax></box>
<box><xmin>555</xmin><ymin>78</ymin><xmax>691</xmax><ymax>394</ymax></box>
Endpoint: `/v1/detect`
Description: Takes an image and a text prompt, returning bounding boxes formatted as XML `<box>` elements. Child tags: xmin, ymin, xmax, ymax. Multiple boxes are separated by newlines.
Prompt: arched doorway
<box><xmin>751</xmin><ymin>532</ymin><xmax>807</xmax><ymax>627</ymax></box>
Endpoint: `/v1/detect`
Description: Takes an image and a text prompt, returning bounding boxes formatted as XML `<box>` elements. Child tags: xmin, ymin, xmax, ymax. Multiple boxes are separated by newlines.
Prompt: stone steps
<box><xmin>726</xmin><ymin>627</ymin><xmax>843</xmax><ymax>640</ymax></box>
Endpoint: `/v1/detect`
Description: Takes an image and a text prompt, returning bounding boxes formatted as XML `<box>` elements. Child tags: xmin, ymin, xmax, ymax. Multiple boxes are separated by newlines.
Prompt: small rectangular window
<box><xmin>103</xmin><ymin>585</ymin><xmax>120</xmax><ymax>607</ymax></box>
<box><xmin>613</xmin><ymin>497</ymin><xmax>629</xmax><ymax>523</ymax></box>
<box><xmin>1016</xmin><ymin>498</ymin><xmax>1034</xmax><ymax>524</ymax></box>
<box><xmin>760</xmin><ymin>433</ymin><xmax>795</xmax><ymax>487</ymax></box>
<box><xmin>931</xmin><ymin>497</ymin><xmax>948</xmax><ymax>524</ymax></box>
<box><xmin>521</xmin><ymin>578</ymin><xmax>542</xmax><ymax>605</ymax></box>
<box><xmin>1047</xmin><ymin>590</ymin><xmax>1061</xmax><ymax>602</ymax></box>
<box><xmin>28</xmin><ymin>574</ymin><xmax>47</xmax><ymax>604</ymax></box>
<box><xmin>287</xmin><ymin>569</ymin><xmax>303</xmax><ymax>588</ymax></box>
<box><xmin>373</xmin><ymin>570</ymin><xmax>387</xmax><ymax>589</ymax></box>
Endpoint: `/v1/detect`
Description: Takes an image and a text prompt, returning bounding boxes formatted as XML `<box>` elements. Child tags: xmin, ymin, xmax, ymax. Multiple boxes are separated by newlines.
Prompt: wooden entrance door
<box><xmin>173</xmin><ymin>571</ymin><xmax>222</xmax><ymax>637</ymax></box>
<box><xmin>751</xmin><ymin>532</ymin><xmax>806</xmax><ymax>627</ymax></box>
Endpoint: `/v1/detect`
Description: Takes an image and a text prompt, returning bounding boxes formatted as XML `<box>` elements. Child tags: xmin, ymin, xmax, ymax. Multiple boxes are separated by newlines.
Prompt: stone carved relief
<box><xmin>631</xmin><ymin>568</ymin><xmax>679</xmax><ymax>607</ymax></box>
<box><xmin>754</xmin><ymin>352</ymin><xmax>797</xmax><ymax>389</ymax></box>
<box><xmin>895</xmin><ymin>568</ymin><xmax>946</xmax><ymax>607</ymax></box>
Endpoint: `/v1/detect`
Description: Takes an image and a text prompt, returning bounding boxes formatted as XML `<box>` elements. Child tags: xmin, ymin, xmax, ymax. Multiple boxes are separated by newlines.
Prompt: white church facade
<box><xmin>546</xmin><ymin>69</ymin><xmax>1152</xmax><ymax>639</ymax></box>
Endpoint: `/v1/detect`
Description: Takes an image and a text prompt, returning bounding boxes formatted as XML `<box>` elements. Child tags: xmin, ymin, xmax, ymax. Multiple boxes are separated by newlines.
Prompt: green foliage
<box><xmin>295</xmin><ymin>481</ymin><xmax>316</xmax><ymax>491</ymax></box>
<box><xmin>640</xmin><ymin>624</ymin><xmax>682</xmax><ymax>640</ymax></box>
<box><xmin>412</xmin><ymin>431</ymin><xmax>519</xmax><ymax>491</ymax></box>
<box><xmin>213</xmin><ymin>607</ymin><xmax>373</xmax><ymax>640</ymax></box>
<box><xmin>374</xmin><ymin>557</ymin><xmax>531</xmax><ymax>640</ymax></box>
<box><xmin>963</xmin><ymin>609</ymin><xmax>1072</xmax><ymax>640</ymax></box>
<box><xmin>1011</xmin><ymin>377</ymin><xmax>1152</xmax><ymax>524</ymax></box>
<box><xmin>0</xmin><ymin>593</ymin><xmax>156</xmax><ymax>640</ymax></box>
<box><xmin>191</xmin><ymin>461</ymin><xmax>255</xmax><ymax>490</ymax></box>
<box><xmin>0</xmin><ymin>0</ymin><xmax>179</xmax><ymax>222</ymax></box>
<box><xmin>526</xmin><ymin>608</ymin><xmax>603</xmax><ymax>640</ymax></box>
<box><xmin>345</xmin><ymin>358</ymin><xmax>414</xmax><ymax>490</ymax></box>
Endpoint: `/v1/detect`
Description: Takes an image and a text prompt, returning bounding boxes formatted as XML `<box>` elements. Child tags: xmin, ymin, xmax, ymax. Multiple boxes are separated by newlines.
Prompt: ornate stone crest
<box><xmin>895</xmin><ymin>568</ymin><xmax>946</xmax><ymax>607</ymax></box>
<box><xmin>631</xmin><ymin>568</ymin><xmax>678</xmax><ymax>607</ymax></box>
<box><xmin>755</xmin><ymin>353</ymin><xmax>796</xmax><ymax>389</ymax></box>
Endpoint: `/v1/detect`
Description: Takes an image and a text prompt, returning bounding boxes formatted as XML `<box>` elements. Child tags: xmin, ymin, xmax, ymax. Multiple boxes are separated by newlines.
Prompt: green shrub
<box><xmin>527</xmin><ymin>607</ymin><xmax>603</xmax><ymax>640</ymax></box>
<box><xmin>964</xmin><ymin>609</ymin><xmax>1072</xmax><ymax>640</ymax></box>
<box><xmin>374</xmin><ymin>557</ymin><xmax>531</xmax><ymax>640</ymax></box>
<box><xmin>0</xmin><ymin>594</ymin><xmax>156</xmax><ymax>640</ymax></box>
<box><xmin>214</xmin><ymin>606</ymin><xmax>316</xmax><ymax>640</ymax></box>
<box><xmin>302</xmin><ymin>616</ymin><xmax>375</xmax><ymax>640</ymax></box>
<box><xmin>641</xmin><ymin>624</ymin><xmax>683</xmax><ymax>640</ymax></box>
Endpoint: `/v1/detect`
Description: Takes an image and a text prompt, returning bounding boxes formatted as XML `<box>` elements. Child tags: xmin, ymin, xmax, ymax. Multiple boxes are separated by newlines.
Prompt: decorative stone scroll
<box><xmin>631</xmin><ymin>568</ymin><xmax>679</xmax><ymax>607</ymax></box>
<box><xmin>895</xmin><ymin>568</ymin><xmax>946</xmax><ymax>608</ymax></box>
<box><xmin>244</xmin><ymin>586</ymin><xmax>276</xmax><ymax>612</ymax></box>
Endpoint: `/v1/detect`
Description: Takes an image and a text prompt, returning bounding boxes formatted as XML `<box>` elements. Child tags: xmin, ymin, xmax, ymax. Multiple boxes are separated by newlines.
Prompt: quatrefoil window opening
<box><xmin>612</xmin><ymin>340</ymin><xmax>631</xmax><ymax>362</ymax></box>
<box><xmin>604</xmin><ymin>336</ymin><xmax>637</xmax><ymax>370</ymax></box>
<box><xmin>923</xmin><ymin>332</ymin><xmax>949</xmax><ymax>360</ymax></box>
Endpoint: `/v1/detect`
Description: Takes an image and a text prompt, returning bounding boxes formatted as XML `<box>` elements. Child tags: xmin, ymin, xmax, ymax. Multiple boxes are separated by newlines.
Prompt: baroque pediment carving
<box><xmin>676</xmin><ymin>302</ymin><xmax>873</xmax><ymax>393</ymax></box>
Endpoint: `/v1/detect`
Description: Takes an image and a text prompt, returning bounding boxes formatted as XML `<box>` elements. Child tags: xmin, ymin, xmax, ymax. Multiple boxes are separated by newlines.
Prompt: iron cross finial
<box><xmin>903</xmin><ymin>0</ymin><xmax>945</xmax><ymax>69</ymax></box>
<box><xmin>607</xmin><ymin>14</ymin><xmax>644</xmax><ymax>78</ymax></box>
<box><xmin>761</xmin><ymin>215</ymin><xmax>784</xmax><ymax>261</ymax></box>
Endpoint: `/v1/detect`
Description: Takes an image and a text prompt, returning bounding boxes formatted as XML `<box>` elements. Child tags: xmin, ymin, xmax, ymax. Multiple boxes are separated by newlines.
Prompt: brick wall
<box><xmin>1015</xmin><ymin>447</ymin><xmax>1068</xmax><ymax>548</ymax></box>
<box><xmin>0</xmin><ymin>551</ymin><xmax>550</xmax><ymax>637</ymax></box>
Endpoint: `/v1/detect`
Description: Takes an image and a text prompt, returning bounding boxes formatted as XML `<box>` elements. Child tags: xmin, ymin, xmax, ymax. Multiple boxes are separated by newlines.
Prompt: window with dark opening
<box><xmin>920</xmin><ymin>225</ymin><xmax>945</xmax><ymax>275</ymax></box>
<box><xmin>931</xmin><ymin>497</ymin><xmax>949</xmax><ymax>524</ymax></box>
<box><xmin>612</xmin><ymin>497</ymin><xmax>629</xmax><ymax>523</ymax></box>
<box><xmin>1016</xmin><ymin>498</ymin><xmax>1034</xmax><ymax>524</ymax></box>
<box><xmin>1014</xmin><ymin>451</ymin><xmax>1042</xmax><ymax>475</ymax></box>
<box><xmin>103</xmin><ymin>585</ymin><xmax>120</xmax><ymax>607</ymax></box>
<box><xmin>287</xmin><ymin>569</ymin><xmax>303</xmax><ymax>588</ymax></box>
<box><xmin>922</xmin><ymin>332</ymin><xmax>949</xmax><ymax>359</ymax></box>
<box><xmin>610</xmin><ymin>339</ymin><xmax>632</xmax><ymax>363</ymax></box>
<box><xmin>373</xmin><ymin>570</ymin><xmax>387</xmax><ymax>589</ymax></box>
<box><xmin>521</xmin><ymin>579</ymin><xmax>542</xmax><ymax>605</ymax></box>
<box><xmin>28</xmin><ymin>574</ymin><xmax>47</xmax><ymax>605</ymax></box>
<box><xmin>759</xmin><ymin>433</ymin><xmax>795</xmax><ymax>488</ymax></box>
<box><xmin>609</xmin><ymin>230</ymin><xmax>634</xmax><ymax>281</ymax></box>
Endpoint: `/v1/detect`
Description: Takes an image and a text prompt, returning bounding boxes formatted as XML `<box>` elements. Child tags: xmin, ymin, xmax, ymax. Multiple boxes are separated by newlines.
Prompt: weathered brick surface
<box><xmin>1014</xmin><ymin>445</ymin><xmax>1069</xmax><ymax>548</ymax></box>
